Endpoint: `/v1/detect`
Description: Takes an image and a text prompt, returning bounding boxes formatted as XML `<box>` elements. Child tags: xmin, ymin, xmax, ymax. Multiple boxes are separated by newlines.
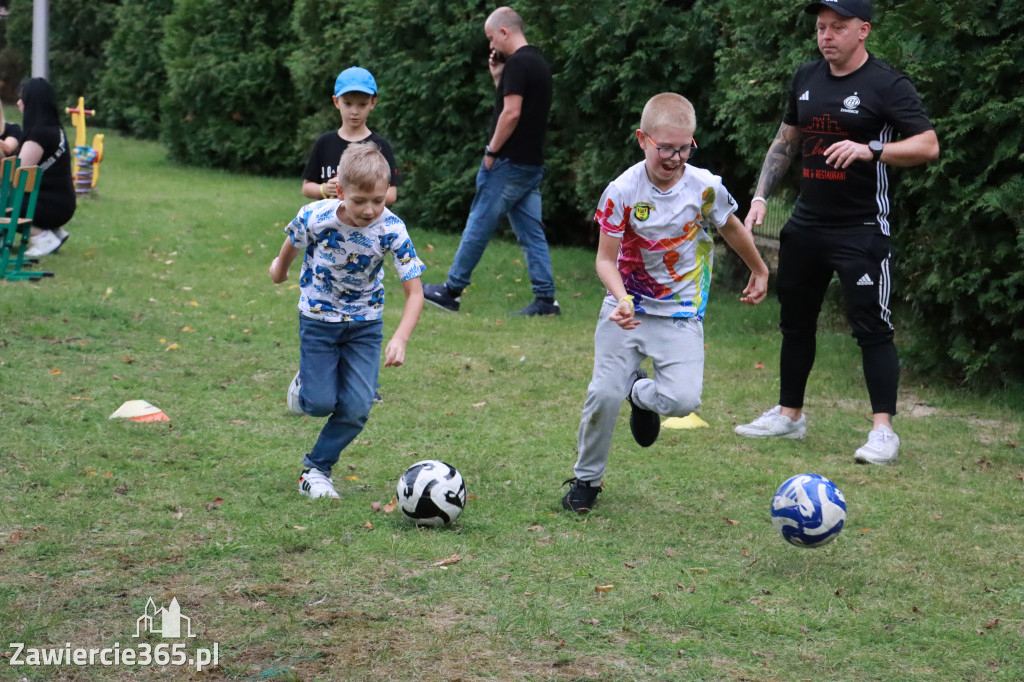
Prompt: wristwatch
<box><xmin>484</xmin><ymin>145</ymin><xmax>498</xmax><ymax>157</ymax></box>
<box><xmin>868</xmin><ymin>140</ymin><xmax>884</xmax><ymax>162</ymax></box>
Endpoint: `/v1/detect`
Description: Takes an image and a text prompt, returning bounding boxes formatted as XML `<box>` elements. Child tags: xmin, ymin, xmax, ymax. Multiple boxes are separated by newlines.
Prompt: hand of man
<box><xmin>824</xmin><ymin>140</ymin><xmax>872</xmax><ymax>169</ymax></box>
<box><xmin>743</xmin><ymin>202</ymin><xmax>767</xmax><ymax>232</ymax></box>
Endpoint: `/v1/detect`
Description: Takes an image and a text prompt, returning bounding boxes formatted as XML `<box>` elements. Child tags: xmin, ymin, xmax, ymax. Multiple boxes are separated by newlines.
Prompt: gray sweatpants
<box><xmin>573</xmin><ymin>300</ymin><xmax>705</xmax><ymax>483</ymax></box>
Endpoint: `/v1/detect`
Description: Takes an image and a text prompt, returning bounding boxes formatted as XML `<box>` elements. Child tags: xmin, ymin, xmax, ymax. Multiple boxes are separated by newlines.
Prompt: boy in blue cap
<box><xmin>301</xmin><ymin>66</ymin><xmax>402</xmax><ymax>206</ymax></box>
<box><xmin>300</xmin><ymin>66</ymin><xmax>403</xmax><ymax>403</ymax></box>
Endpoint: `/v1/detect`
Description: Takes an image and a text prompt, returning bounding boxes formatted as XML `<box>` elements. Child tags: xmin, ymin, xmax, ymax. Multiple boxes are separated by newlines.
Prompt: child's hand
<box><xmin>609</xmin><ymin>297</ymin><xmax>640</xmax><ymax>329</ymax></box>
<box><xmin>325</xmin><ymin>177</ymin><xmax>339</xmax><ymax>198</ymax></box>
<box><xmin>384</xmin><ymin>337</ymin><xmax>407</xmax><ymax>367</ymax></box>
<box><xmin>269</xmin><ymin>257</ymin><xmax>288</xmax><ymax>284</ymax></box>
<box><xmin>740</xmin><ymin>269</ymin><xmax>769</xmax><ymax>305</ymax></box>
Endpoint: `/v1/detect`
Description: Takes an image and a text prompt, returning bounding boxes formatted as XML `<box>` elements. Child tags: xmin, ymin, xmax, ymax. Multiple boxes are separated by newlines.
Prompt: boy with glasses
<box><xmin>560</xmin><ymin>93</ymin><xmax>769</xmax><ymax>513</ymax></box>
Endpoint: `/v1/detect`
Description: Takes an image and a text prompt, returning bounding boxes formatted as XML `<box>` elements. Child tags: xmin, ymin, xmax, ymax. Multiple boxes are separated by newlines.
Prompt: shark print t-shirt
<box><xmin>595</xmin><ymin>161</ymin><xmax>738</xmax><ymax>321</ymax></box>
<box><xmin>285</xmin><ymin>199</ymin><xmax>426</xmax><ymax>322</ymax></box>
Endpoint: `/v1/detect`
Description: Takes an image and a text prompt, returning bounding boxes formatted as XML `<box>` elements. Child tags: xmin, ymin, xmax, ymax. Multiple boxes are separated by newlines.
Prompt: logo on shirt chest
<box><xmin>633</xmin><ymin>202</ymin><xmax>655</xmax><ymax>222</ymax></box>
<box><xmin>841</xmin><ymin>92</ymin><xmax>861</xmax><ymax>114</ymax></box>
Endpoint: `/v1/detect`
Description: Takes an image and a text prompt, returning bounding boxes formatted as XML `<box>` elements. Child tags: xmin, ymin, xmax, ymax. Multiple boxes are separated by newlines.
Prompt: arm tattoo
<box><xmin>754</xmin><ymin>123</ymin><xmax>799</xmax><ymax>199</ymax></box>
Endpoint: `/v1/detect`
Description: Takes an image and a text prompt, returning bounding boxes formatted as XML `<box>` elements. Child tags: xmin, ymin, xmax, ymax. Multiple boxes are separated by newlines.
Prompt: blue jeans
<box><xmin>297</xmin><ymin>315</ymin><xmax>382</xmax><ymax>475</ymax></box>
<box><xmin>446</xmin><ymin>158</ymin><xmax>556</xmax><ymax>299</ymax></box>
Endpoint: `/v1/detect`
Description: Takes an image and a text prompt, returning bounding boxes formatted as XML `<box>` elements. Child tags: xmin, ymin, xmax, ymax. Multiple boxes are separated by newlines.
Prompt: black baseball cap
<box><xmin>805</xmin><ymin>0</ymin><xmax>872</xmax><ymax>21</ymax></box>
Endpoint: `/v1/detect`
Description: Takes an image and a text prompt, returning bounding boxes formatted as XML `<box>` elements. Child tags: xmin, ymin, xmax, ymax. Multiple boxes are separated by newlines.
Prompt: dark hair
<box><xmin>18</xmin><ymin>78</ymin><xmax>62</xmax><ymax>135</ymax></box>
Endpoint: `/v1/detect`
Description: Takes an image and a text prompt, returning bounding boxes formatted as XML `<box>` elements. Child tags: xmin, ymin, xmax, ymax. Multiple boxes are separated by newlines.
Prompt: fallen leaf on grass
<box><xmin>383</xmin><ymin>497</ymin><xmax>397</xmax><ymax>513</ymax></box>
<box><xmin>723</xmin><ymin>517</ymin><xmax>739</xmax><ymax>525</ymax></box>
<box><xmin>49</xmin><ymin>369</ymin><xmax>61</xmax><ymax>375</ymax></box>
<box><xmin>364</xmin><ymin>521</ymin><xmax>373</xmax><ymax>530</ymax></box>
<box><xmin>580</xmin><ymin>618</ymin><xmax>600</xmax><ymax>626</ymax></box>
<box><xmin>114</xmin><ymin>484</ymin><xmax>128</xmax><ymax>495</ymax></box>
<box><xmin>432</xmin><ymin>554</ymin><xmax>462</xmax><ymax>567</ymax></box>
<box><xmin>472</xmin><ymin>401</ymin><xmax>486</xmax><ymax>408</ymax></box>
<box><xmin>182</xmin><ymin>326</ymin><xmax>196</xmax><ymax>332</ymax></box>
<box><xmin>370</xmin><ymin>501</ymin><xmax>382</xmax><ymax>512</ymax></box>
<box><xmin>206</xmin><ymin>497</ymin><xmax>224</xmax><ymax>511</ymax></box>
<box><xmin>343</xmin><ymin>476</ymin><xmax>358</xmax><ymax>482</ymax></box>
<box><xmin>164</xmin><ymin>343</ymin><xmax>180</xmax><ymax>351</ymax></box>
<box><xmin>293</xmin><ymin>526</ymin><xmax>307</xmax><ymax>530</ymax></box>
<box><xmin>755</xmin><ymin>362</ymin><xmax>765</xmax><ymax>369</ymax></box>
<box><xmin>985</xmin><ymin>619</ymin><xmax>1000</xmax><ymax>629</ymax></box>
<box><xmin>594</xmin><ymin>585</ymin><xmax>614</xmax><ymax>594</ymax></box>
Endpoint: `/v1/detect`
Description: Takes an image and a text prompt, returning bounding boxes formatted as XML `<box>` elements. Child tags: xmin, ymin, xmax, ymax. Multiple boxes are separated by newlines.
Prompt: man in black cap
<box><xmin>735</xmin><ymin>0</ymin><xmax>939</xmax><ymax>465</ymax></box>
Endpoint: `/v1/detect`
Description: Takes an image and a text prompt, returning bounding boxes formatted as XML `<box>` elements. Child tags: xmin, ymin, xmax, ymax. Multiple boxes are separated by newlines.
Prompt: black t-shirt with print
<box><xmin>784</xmin><ymin>55</ymin><xmax>933</xmax><ymax>232</ymax></box>
<box><xmin>301</xmin><ymin>131</ymin><xmax>402</xmax><ymax>188</ymax></box>
<box><xmin>489</xmin><ymin>44</ymin><xmax>552</xmax><ymax>166</ymax></box>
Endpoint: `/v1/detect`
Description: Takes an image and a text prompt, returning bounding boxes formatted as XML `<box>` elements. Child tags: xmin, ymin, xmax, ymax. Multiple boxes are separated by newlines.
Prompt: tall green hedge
<box><xmin>159</xmin><ymin>0</ymin><xmax>297</xmax><ymax>174</ymax></box>
<box><xmin>6</xmin><ymin>0</ymin><xmax>118</xmax><ymax>116</ymax></box>
<box><xmin>7</xmin><ymin>0</ymin><xmax>1022</xmax><ymax>384</ymax></box>
<box><xmin>96</xmin><ymin>0</ymin><xmax>172</xmax><ymax>140</ymax></box>
<box><xmin>875</xmin><ymin>1</ymin><xmax>1024</xmax><ymax>386</ymax></box>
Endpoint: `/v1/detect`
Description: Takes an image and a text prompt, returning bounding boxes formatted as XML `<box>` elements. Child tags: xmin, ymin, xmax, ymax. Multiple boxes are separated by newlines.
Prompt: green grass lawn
<box><xmin>1</xmin><ymin>131</ymin><xmax>1022</xmax><ymax>681</ymax></box>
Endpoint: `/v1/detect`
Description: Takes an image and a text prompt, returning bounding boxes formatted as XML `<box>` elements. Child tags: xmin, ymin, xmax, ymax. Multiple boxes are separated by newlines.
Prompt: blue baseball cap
<box><xmin>805</xmin><ymin>0</ymin><xmax>871</xmax><ymax>21</ymax></box>
<box><xmin>334</xmin><ymin>67</ymin><xmax>377</xmax><ymax>97</ymax></box>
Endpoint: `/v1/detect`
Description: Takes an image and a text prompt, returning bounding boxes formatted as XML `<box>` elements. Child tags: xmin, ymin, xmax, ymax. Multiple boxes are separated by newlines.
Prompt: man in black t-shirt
<box><xmin>735</xmin><ymin>0</ymin><xmax>939</xmax><ymax>465</ymax></box>
<box><xmin>422</xmin><ymin>6</ymin><xmax>558</xmax><ymax>316</ymax></box>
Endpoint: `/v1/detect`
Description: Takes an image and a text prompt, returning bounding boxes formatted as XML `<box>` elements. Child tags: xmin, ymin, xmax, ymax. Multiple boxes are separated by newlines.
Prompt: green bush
<box><xmin>879</xmin><ymin>1</ymin><xmax>1024</xmax><ymax>387</ymax></box>
<box><xmin>713</xmin><ymin>0</ymin><xmax>1024</xmax><ymax>386</ymax></box>
<box><xmin>160</xmin><ymin>0</ymin><xmax>298</xmax><ymax>174</ymax></box>
<box><xmin>6</xmin><ymin>0</ymin><xmax>118</xmax><ymax>120</ymax></box>
<box><xmin>3</xmin><ymin>0</ymin><xmax>1018</xmax><ymax>384</ymax></box>
<box><xmin>96</xmin><ymin>0</ymin><xmax>172</xmax><ymax>140</ymax></box>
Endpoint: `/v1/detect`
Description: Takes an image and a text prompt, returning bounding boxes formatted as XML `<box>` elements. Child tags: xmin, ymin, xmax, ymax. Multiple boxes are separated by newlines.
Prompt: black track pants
<box><xmin>775</xmin><ymin>223</ymin><xmax>898</xmax><ymax>416</ymax></box>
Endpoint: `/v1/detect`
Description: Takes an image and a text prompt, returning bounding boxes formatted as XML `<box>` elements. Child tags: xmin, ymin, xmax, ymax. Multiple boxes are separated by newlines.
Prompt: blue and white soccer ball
<box><xmin>396</xmin><ymin>460</ymin><xmax>467</xmax><ymax>527</ymax></box>
<box><xmin>770</xmin><ymin>473</ymin><xmax>846</xmax><ymax>548</ymax></box>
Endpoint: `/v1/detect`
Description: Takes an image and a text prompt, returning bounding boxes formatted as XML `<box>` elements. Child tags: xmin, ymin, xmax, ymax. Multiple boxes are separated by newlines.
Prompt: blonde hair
<box><xmin>337</xmin><ymin>142</ymin><xmax>391</xmax><ymax>191</ymax></box>
<box><xmin>640</xmin><ymin>93</ymin><xmax>696</xmax><ymax>135</ymax></box>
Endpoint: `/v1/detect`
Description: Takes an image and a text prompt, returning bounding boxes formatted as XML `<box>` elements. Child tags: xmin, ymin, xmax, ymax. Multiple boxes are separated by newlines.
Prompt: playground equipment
<box><xmin>65</xmin><ymin>97</ymin><xmax>104</xmax><ymax>195</ymax></box>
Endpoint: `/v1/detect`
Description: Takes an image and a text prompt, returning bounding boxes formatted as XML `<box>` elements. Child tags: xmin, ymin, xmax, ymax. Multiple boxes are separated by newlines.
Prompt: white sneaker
<box><xmin>299</xmin><ymin>468</ymin><xmax>340</xmax><ymax>499</ymax></box>
<box><xmin>54</xmin><ymin>227</ymin><xmax>70</xmax><ymax>251</ymax></box>
<box><xmin>25</xmin><ymin>230</ymin><xmax>62</xmax><ymax>257</ymax></box>
<box><xmin>734</xmin><ymin>405</ymin><xmax>807</xmax><ymax>439</ymax></box>
<box><xmin>854</xmin><ymin>425</ymin><xmax>900</xmax><ymax>465</ymax></box>
<box><xmin>286</xmin><ymin>371</ymin><xmax>304</xmax><ymax>415</ymax></box>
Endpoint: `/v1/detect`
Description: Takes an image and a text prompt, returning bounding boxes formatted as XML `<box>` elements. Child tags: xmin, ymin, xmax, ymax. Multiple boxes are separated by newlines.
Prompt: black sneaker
<box><xmin>513</xmin><ymin>298</ymin><xmax>561</xmax><ymax>316</ymax></box>
<box><xmin>423</xmin><ymin>283</ymin><xmax>461</xmax><ymax>312</ymax></box>
<box><xmin>561</xmin><ymin>477</ymin><xmax>601</xmax><ymax>512</ymax></box>
<box><xmin>628</xmin><ymin>369</ymin><xmax>660</xmax><ymax>447</ymax></box>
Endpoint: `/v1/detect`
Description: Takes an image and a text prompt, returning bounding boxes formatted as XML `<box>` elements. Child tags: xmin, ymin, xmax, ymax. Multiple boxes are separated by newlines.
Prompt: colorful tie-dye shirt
<box><xmin>595</xmin><ymin>161</ymin><xmax>738</xmax><ymax>320</ymax></box>
<box><xmin>286</xmin><ymin>199</ymin><xmax>426</xmax><ymax>322</ymax></box>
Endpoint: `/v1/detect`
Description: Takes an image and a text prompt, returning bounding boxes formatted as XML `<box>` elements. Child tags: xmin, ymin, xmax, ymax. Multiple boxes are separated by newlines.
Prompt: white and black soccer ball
<box><xmin>396</xmin><ymin>460</ymin><xmax>467</xmax><ymax>527</ymax></box>
<box><xmin>770</xmin><ymin>473</ymin><xmax>846</xmax><ymax>548</ymax></box>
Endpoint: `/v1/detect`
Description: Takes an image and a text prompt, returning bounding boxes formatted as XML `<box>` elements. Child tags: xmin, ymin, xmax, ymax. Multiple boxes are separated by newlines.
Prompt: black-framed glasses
<box><xmin>644</xmin><ymin>133</ymin><xmax>698</xmax><ymax>160</ymax></box>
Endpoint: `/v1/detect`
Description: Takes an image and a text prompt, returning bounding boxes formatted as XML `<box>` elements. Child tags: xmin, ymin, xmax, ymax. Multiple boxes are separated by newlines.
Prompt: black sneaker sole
<box><xmin>424</xmin><ymin>298</ymin><xmax>459</xmax><ymax>312</ymax></box>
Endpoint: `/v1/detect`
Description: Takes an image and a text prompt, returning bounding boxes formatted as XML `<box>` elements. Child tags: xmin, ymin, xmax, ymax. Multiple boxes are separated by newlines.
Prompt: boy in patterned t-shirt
<box><xmin>270</xmin><ymin>143</ymin><xmax>425</xmax><ymax>500</ymax></box>
<box><xmin>560</xmin><ymin>93</ymin><xmax>770</xmax><ymax>513</ymax></box>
